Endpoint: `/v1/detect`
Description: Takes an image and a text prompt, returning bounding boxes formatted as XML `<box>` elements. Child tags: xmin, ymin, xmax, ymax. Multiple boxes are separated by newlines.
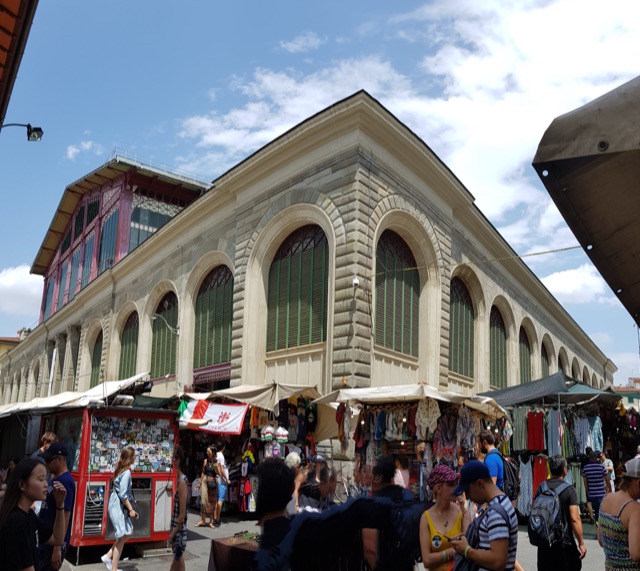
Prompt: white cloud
<box><xmin>610</xmin><ymin>352</ymin><xmax>640</xmax><ymax>385</ymax></box>
<box><xmin>540</xmin><ymin>263</ymin><xmax>618</xmax><ymax>304</ymax></box>
<box><xmin>66</xmin><ymin>140</ymin><xmax>105</xmax><ymax>161</ymax></box>
<box><xmin>279</xmin><ymin>32</ymin><xmax>325</xmax><ymax>54</ymax></box>
<box><xmin>0</xmin><ymin>265</ymin><xmax>42</xmax><ymax>318</ymax></box>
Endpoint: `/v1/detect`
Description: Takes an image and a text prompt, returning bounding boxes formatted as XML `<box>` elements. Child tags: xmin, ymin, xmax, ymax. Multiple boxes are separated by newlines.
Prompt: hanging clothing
<box><xmin>569</xmin><ymin>463</ymin><xmax>586</xmax><ymax>504</ymax></box>
<box><xmin>589</xmin><ymin>416</ymin><xmax>604</xmax><ymax>452</ymax></box>
<box><xmin>456</xmin><ymin>405</ymin><xmax>475</xmax><ymax>451</ymax></box>
<box><xmin>517</xmin><ymin>457</ymin><xmax>533</xmax><ymax>517</ymax></box>
<box><xmin>547</xmin><ymin>408</ymin><xmax>563</xmax><ymax>457</ymax></box>
<box><xmin>512</xmin><ymin>407</ymin><xmax>528</xmax><ymax>451</ymax></box>
<box><xmin>528</xmin><ymin>411</ymin><xmax>545</xmax><ymax>451</ymax></box>
<box><xmin>574</xmin><ymin>417</ymin><xmax>592</xmax><ymax>453</ymax></box>
<box><xmin>532</xmin><ymin>456</ymin><xmax>548</xmax><ymax>495</ymax></box>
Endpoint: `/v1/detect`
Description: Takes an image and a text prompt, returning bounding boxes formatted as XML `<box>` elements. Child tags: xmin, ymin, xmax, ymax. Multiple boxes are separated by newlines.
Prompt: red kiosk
<box><xmin>41</xmin><ymin>404</ymin><xmax>179</xmax><ymax>563</ymax></box>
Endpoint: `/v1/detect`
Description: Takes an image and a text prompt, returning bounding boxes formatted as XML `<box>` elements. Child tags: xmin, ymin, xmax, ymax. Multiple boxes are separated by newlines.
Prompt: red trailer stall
<box><xmin>41</xmin><ymin>405</ymin><xmax>178</xmax><ymax>563</ymax></box>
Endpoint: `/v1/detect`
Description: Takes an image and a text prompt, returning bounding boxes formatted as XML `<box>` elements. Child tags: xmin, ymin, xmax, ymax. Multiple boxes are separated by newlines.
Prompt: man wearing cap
<box><xmin>451</xmin><ymin>460</ymin><xmax>518</xmax><ymax>571</ymax></box>
<box><xmin>582</xmin><ymin>449</ymin><xmax>609</xmax><ymax>524</ymax></box>
<box><xmin>38</xmin><ymin>442</ymin><xmax>76</xmax><ymax>571</ymax></box>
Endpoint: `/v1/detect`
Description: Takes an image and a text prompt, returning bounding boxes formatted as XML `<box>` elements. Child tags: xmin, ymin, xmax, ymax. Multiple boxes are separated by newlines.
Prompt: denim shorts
<box><xmin>217</xmin><ymin>481</ymin><xmax>227</xmax><ymax>501</ymax></box>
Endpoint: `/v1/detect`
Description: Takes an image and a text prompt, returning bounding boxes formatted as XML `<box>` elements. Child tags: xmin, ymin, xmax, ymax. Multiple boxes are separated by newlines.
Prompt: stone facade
<box><xmin>0</xmin><ymin>92</ymin><xmax>615</xmax><ymax>404</ymax></box>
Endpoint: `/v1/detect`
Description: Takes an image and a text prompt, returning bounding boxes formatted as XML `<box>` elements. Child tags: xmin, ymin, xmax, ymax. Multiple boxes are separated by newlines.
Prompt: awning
<box><xmin>479</xmin><ymin>371</ymin><xmax>620</xmax><ymax>407</ymax></box>
<box><xmin>533</xmin><ymin>75</ymin><xmax>640</xmax><ymax>327</ymax></box>
<box><xmin>314</xmin><ymin>383</ymin><xmax>507</xmax><ymax>418</ymax></box>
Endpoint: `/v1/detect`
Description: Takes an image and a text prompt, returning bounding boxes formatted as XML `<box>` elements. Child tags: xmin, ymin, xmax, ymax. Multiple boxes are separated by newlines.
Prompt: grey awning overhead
<box><xmin>479</xmin><ymin>372</ymin><xmax>570</xmax><ymax>407</ymax></box>
<box><xmin>533</xmin><ymin>76</ymin><xmax>640</xmax><ymax>326</ymax></box>
<box><xmin>479</xmin><ymin>371</ymin><xmax>621</xmax><ymax>407</ymax></box>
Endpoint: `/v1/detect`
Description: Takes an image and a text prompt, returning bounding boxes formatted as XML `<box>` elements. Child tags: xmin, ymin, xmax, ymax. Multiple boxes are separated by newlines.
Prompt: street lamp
<box><xmin>0</xmin><ymin>122</ymin><xmax>44</xmax><ymax>141</ymax></box>
<box><xmin>151</xmin><ymin>313</ymin><xmax>179</xmax><ymax>335</ymax></box>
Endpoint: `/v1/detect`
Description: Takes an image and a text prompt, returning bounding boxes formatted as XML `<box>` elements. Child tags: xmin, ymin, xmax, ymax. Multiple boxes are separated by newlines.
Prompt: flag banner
<box><xmin>179</xmin><ymin>400</ymin><xmax>249</xmax><ymax>434</ymax></box>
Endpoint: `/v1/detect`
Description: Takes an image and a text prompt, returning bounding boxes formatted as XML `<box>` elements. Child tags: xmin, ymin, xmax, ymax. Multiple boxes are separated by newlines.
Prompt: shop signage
<box><xmin>179</xmin><ymin>400</ymin><xmax>249</xmax><ymax>435</ymax></box>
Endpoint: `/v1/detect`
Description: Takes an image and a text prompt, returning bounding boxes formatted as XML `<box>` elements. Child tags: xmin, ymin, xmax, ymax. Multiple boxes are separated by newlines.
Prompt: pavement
<box><xmin>62</xmin><ymin>508</ymin><xmax>606</xmax><ymax>571</ymax></box>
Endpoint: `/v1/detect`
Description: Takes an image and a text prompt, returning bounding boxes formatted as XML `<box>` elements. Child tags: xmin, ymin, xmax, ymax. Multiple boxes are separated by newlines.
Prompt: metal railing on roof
<box><xmin>108</xmin><ymin>147</ymin><xmax>211</xmax><ymax>187</ymax></box>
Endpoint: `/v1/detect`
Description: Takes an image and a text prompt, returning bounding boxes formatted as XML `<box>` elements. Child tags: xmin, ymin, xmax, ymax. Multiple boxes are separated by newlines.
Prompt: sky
<box><xmin>1</xmin><ymin>0</ymin><xmax>639</xmax><ymax>383</ymax></box>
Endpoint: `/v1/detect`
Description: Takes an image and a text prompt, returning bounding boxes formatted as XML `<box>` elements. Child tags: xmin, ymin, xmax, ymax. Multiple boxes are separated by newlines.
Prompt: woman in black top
<box><xmin>0</xmin><ymin>458</ymin><xmax>68</xmax><ymax>571</ymax></box>
<box><xmin>196</xmin><ymin>446</ymin><xmax>221</xmax><ymax>528</ymax></box>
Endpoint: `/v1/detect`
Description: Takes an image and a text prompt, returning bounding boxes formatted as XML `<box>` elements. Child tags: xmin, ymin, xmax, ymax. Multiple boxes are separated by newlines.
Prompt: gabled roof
<box><xmin>0</xmin><ymin>0</ymin><xmax>39</xmax><ymax>125</ymax></box>
<box><xmin>31</xmin><ymin>155</ymin><xmax>211</xmax><ymax>275</ymax></box>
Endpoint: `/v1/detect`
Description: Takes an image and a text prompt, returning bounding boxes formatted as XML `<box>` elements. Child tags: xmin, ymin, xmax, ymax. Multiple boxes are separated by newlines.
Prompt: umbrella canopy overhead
<box><xmin>186</xmin><ymin>382</ymin><xmax>321</xmax><ymax>414</ymax></box>
<box><xmin>479</xmin><ymin>371</ymin><xmax>620</xmax><ymax>407</ymax></box>
<box><xmin>533</xmin><ymin>75</ymin><xmax>640</xmax><ymax>327</ymax></box>
<box><xmin>314</xmin><ymin>383</ymin><xmax>507</xmax><ymax>418</ymax></box>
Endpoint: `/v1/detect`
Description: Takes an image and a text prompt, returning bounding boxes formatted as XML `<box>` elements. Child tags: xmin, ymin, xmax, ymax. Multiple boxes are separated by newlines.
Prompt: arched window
<box><xmin>449</xmin><ymin>277</ymin><xmax>474</xmax><ymax>378</ymax></box>
<box><xmin>519</xmin><ymin>327</ymin><xmax>531</xmax><ymax>384</ymax></box>
<box><xmin>558</xmin><ymin>355</ymin><xmax>566</xmax><ymax>374</ymax></box>
<box><xmin>151</xmin><ymin>292</ymin><xmax>178</xmax><ymax>378</ymax></box>
<box><xmin>375</xmin><ymin>230</ymin><xmax>419</xmax><ymax>356</ymax></box>
<box><xmin>583</xmin><ymin>368</ymin><xmax>590</xmax><ymax>384</ymax></box>
<box><xmin>266</xmin><ymin>225</ymin><xmax>328</xmax><ymax>352</ymax></box>
<box><xmin>194</xmin><ymin>266</ymin><xmax>233</xmax><ymax>368</ymax></box>
<box><xmin>572</xmin><ymin>362</ymin><xmax>580</xmax><ymax>381</ymax></box>
<box><xmin>90</xmin><ymin>331</ymin><xmax>103</xmax><ymax>388</ymax></box>
<box><xmin>490</xmin><ymin>306</ymin><xmax>507</xmax><ymax>388</ymax></box>
<box><xmin>541</xmin><ymin>344</ymin><xmax>550</xmax><ymax>378</ymax></box>
<box><xmin>119</xmin><ymin>312</ymin><xmax>139</xmax><ymax>379</ymax></box>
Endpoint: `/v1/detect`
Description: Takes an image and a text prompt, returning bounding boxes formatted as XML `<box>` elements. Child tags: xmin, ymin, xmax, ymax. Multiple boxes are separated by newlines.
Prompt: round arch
<box><xmin>242</xmin><ymin>203</ymin><xmax>337</xmax><ymax>391</ymax></box>
<box><xmin>582</xmin><ymin>365</ymin><xmax>590</xmax><ymax>385</ymax></box>
<box><xmin>78</xmin><ymin>318</ymin><xmax>104</xmax><ymax>391</ymax></box>
<box><xmin>571</xmin><ymin>357</ymin><xmax>581</xmax><ymax>381</ymax></box>
<box><xmin>557</xmin><ymin>347</ymin><xmax>569</xmax><ymax>375</ymax></box>
<box><xmin>450</xmin><ymin>264</ymin><xmax>486</xmax><ymax>319</ymax></box>
<box><xmin>540</xmin><ymin>333</ymin><xmax>556</xmax><ymax>374</ymax></box>
<box><xmin>592</xmin><ymin>372</ymin><xmax>598</xmax><ymax>387</ymax></box>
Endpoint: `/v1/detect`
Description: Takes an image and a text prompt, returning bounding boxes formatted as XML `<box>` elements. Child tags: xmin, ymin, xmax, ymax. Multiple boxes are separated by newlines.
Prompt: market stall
<box><xmin>178</xmin><ymin>382</ymin><xmax>339</xmax><ymax>514</ymax></box>
<box><xmin>479</xmin><ymin>371</ymin><xmax>621</xmax><ymax>518</ymax></box>
<box><xmin>315</xmin><ymin>383</ymin><xmax>507</xmax><ymax>500</ymax></box>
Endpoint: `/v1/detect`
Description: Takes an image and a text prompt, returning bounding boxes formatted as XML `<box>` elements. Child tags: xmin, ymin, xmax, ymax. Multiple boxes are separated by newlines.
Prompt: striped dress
<box><xmin>599</xmin><ymin>499</ymin><xmax>640</xmax><ymax>571</ymax></box>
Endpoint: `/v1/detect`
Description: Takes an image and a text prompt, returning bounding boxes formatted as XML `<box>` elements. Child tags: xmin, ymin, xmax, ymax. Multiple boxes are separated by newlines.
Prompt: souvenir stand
<box><xmin>315</xmin><ymin>383</ymin><xmax>507</xmax><ymax>500</ymax></box>
<box><xmin>179</xmin><ymin>382</ymin><xmax>338</xmax><ymax>515</ymax></box>
<box><xmin>479</xmin><ymin>371</ymin><xmax>621</xmax><ymax>520</ymax></box>
<box><xmin>0</xmin><ymin>373</ymin><xmax>180</xmax><ymax>564</ymax></box>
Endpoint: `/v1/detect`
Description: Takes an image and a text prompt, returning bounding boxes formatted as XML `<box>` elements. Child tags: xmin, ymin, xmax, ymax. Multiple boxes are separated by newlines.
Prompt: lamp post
<box><xmin>0</xmin><ymin>122</ymin><xmax>44</xmax><ymax>141</ymax></box>
<box><xmin>151</xmin><ymin>313</ymin><xmax>180</xmax><ymax>335</ymax></box>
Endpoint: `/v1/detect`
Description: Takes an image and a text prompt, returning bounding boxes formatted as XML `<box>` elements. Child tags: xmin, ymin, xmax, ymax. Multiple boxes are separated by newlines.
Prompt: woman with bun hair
<box><xmin>101</xmin><ymin>447</ymin><xmax>138</xmax><ymax>571</ymax></box>
<box><xmin>0</xmin><ymin>458</ymin><xmax>68</xmax><ymax>571</ymax></box>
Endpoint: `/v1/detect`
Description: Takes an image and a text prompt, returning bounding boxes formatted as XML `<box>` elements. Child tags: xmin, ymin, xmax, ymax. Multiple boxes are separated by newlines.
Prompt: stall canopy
<box><xmin>0</xmin><ymin>372</ymin><xmax>151</xmax><ymax>418</ymax></box>
<box><xmin>479</xmin><ymin>371</ymin><xmax>621</xmax><ymax>407</ymax></box>
<box><xmin>314</xmin><ymin>383</ymin><xmax>507</xmax><ymax>418</ymax></box>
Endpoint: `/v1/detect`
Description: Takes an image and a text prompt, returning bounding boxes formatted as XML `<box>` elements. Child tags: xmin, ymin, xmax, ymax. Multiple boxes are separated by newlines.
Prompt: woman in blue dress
<box><xmin>101</xmin><ymin>447</ymin><xmax>138</xmax><ymax>571</ymax></box>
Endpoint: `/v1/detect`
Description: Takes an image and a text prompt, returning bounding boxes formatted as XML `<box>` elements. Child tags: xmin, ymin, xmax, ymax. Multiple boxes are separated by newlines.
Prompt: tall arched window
<box><xmin>541</xmin><ymin>344</ymin><xmax>550</xmax><ymax>378</ymax></box>
<box><xmin>119</xmin><ymin>312</ymin><xmax>139</xmax><ymax>379</ymax></box>
<box><xmin>375</xmin><ymin>230</ymin><xmax>419</xmax><ymax>357</ymax></box>
<box><xmin>449</xmin><ymin>277</ymin><xmax>475</xmax><ymax>378</ymax></box>
<box><xmin>519</xmin><ymin>327</ymin><xmax>532</xmax><ymax>384</ymax></box>
<box><xmin>151</xmin><ymin>292</ymin><xmax>178</xmax><ymax>379</ymax></box>
<box><xmin>90</xmin><ymin>331</ymin><xmax>103</xmax><ymax>388</ymax></box>
<box><xmin>558</xmin><ymin>354</ymin><xmax>567</xmax><ymax>374</ymax></box>
<box><xmin>194</xmin><ymin>266</ymin><xmax>233</xmax><ymax>368</ymax></box>
<box><xmin>266</xmin><ymin>225</ymin><xmax>328</xmax><ymax>352</ymax></box>
<box><xmin>490</xmin><ymin>306</ymin><xmax>507</xmax><ymax>388</ymax></box>
<box><xmin>572</xmin><ymin>362</ymin><xmax>580</xmax><ymax>381</ymax></box>
<box><xmin>583</xmin><ymin>368</ymin><xmax>590</xmax><ymax>384</ymax></box>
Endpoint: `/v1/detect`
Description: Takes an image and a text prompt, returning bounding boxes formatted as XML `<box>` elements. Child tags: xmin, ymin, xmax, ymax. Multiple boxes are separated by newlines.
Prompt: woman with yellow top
<box><xmin>420</xmin><ymin>465</ymin><xmax>471</xmax><ymax>571</ymax></box>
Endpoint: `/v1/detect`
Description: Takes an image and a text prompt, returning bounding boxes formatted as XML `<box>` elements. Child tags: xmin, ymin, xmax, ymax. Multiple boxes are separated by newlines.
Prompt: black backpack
<box><xmin>528</xmin><ymin>481</ymin><xmax>570</xmax><ymax>548</ymax></box>
<box><xmin>489</xmin><ymin>449</ymin><xmax>521</xmax><ymax>500</ymax></box>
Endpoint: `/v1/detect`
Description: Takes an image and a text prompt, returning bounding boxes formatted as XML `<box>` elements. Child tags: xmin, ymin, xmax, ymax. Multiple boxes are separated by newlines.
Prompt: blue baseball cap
<box><xmin>453</xmin><ymin>460</ymin><xmax>490</xmax><ymax>496</ymax></box>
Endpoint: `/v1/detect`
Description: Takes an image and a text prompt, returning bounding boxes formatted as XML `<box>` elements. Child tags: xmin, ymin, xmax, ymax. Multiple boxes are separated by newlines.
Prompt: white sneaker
<box><xmin>101</xmin><ymin>554</ymin><xmax>113</xmax><ymax>571</ymax></box>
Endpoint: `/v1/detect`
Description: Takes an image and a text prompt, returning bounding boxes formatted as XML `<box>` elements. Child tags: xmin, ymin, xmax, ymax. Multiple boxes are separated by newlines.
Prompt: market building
<box><xmin>0</xmin><ymin>91</ymin><xmax>615</xmax><ymax>406</ymax></box>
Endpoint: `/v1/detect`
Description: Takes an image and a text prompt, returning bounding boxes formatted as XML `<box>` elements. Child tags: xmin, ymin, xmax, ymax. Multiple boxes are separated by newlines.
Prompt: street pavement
<box><xmin>62</xmin><ymin>507</ymin><xmax>606</xmax><ymax>571</ymax></box>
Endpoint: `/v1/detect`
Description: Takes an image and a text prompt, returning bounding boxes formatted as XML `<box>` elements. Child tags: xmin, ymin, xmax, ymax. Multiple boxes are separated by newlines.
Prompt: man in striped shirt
<box><xmin>582</xmin><ymin>449</ymin><xmax>609</xmax><ymax>523</ymax></box>
<box><xmin>451</xmin><ymin>460</ymin><xmax>518</xmax><ymax>571</ymax></box>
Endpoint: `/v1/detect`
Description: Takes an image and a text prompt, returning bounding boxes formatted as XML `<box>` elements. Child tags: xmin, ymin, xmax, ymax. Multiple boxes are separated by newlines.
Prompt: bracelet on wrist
<box><xmin>56</xmin><ymin>506</ymin><xmax>65</xmax><ymax>511</ymax></box>
<box><xmin>464</xmin><ymin>545</ymin><xmax>471</xmax><ymax>558</ymax></box>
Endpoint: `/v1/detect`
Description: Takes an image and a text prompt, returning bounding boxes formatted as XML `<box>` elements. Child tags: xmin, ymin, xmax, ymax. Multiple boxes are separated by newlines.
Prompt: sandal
<box><xmin>208</xmin><ymin>522</ymin><xmax>215</xmax><ymax>528</ymax></box>
<box><xmin>195</xmin><ymin>522</ymin><xmax>206</xmax><ymax>527</ymax></box>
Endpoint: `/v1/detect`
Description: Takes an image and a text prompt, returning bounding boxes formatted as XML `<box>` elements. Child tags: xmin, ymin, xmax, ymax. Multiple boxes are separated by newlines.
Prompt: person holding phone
<box><xmin>419</xmin><ymin>465</ymin><xmax>470</xmax><ymax>570</ymax></box>
<box><xmin>101</xmin><ymin>447</ymin><xmax>138</xmax><ymax>571</ymax></box>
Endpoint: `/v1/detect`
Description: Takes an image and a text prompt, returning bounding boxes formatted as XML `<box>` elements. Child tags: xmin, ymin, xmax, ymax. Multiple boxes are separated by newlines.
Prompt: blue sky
<box><xmin>1</xmin><ymin>0</ymin><xmax>639</xmax><ymax>382</ymax></box>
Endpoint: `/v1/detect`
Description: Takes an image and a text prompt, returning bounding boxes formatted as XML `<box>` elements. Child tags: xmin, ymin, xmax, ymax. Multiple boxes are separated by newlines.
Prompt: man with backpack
<box><xmin>479</xmin><ymin>431</ymin><xmax>503</xmax><ymax>489</ymax></box>
<box><xmin>529</xmin><ymin>455</ymin><xmax>586</xmax><ymax>571</ymax></box>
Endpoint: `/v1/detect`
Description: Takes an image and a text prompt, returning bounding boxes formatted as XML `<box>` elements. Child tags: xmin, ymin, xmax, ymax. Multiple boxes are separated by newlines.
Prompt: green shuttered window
<box><xmin>90</xmin><ymin>331</ymin><xmax>103</xmax><ymax>388</ymax></box>
<box><xmin>119</xmin><ymin>312</ymin><xmax>139</xmax><ymax>379</ymax></box>
<box><xmin>375</xmin><ymin>230</ymin><xmax>419</xmax><ymax>357</ymax></box>
<box><xmin>541</xmin><ymin>344</ymin><xmax>550</xmax><ymax>378</ymax></box>
<box><xmin>151</xmin><ymin>293</ymin><xmax>178</xmax><ymax>378</ymax></box>
<box><xmin>519</xmin><ymin>327</ymin><xmax>532</xmax><ymax>384</ymax></box>
<box><xmin>194</xmin><ymin>266</ymin><xmax>233</xmax><ymax>368</ymax></box>
<box><xmin>266</xmin><ymin>225</ymin><xmax>328</xmax><ymax>352</ymax></box>
<box><xmin>98</xmin><ymin>208</ymin><xmax>119</xmax><ymax>273</ymax></box>
<box><xmin>449</xmin><ymin>277</ymin><xmax>474</xmax><ymax>378</ymax></box>
<box><xmin>490</xmin><ymin>306</ymin><xmax>507</xmax><ymax>388</ymax></box>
